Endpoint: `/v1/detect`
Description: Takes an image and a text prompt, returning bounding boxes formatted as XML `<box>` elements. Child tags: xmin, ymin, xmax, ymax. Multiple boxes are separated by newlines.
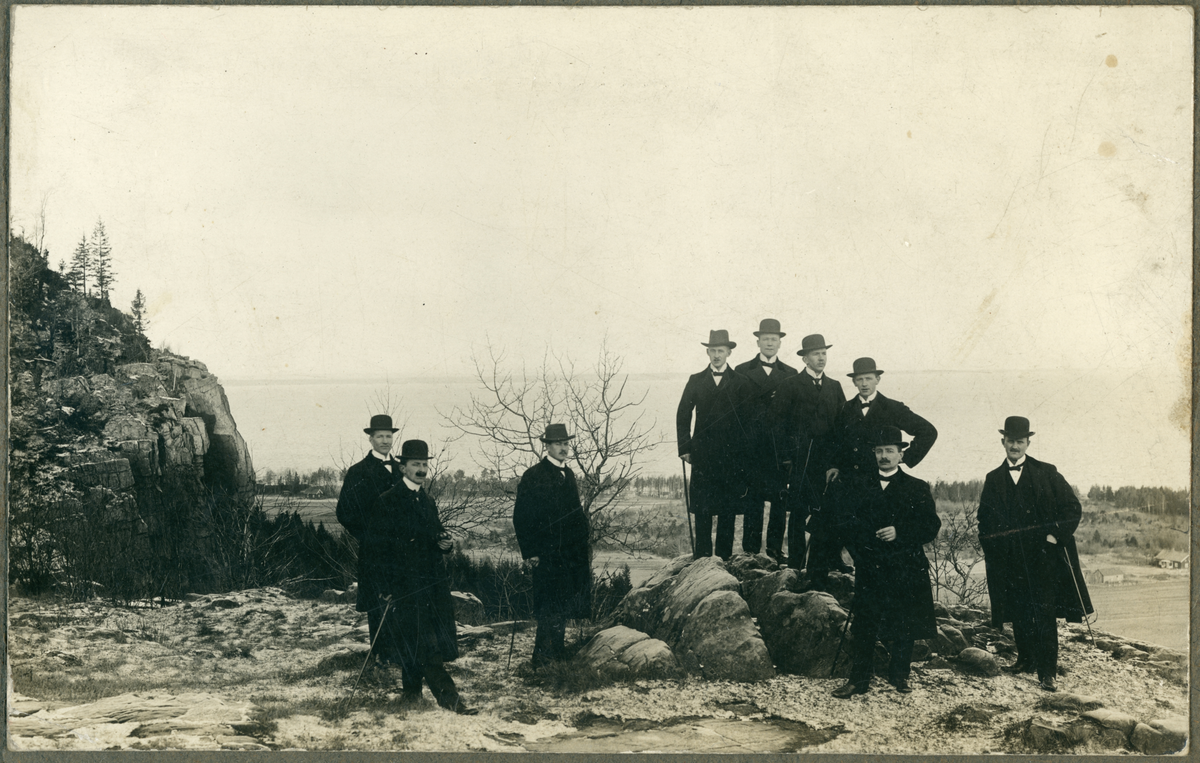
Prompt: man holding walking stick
<box><xmin>978</xmin><ymin>417</ymin><xmax>1094</xmax><ymax>692</ymax></box>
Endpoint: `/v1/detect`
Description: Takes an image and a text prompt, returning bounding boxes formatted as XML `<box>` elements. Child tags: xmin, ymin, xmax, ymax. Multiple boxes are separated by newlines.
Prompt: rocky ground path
<box><xmin>7</xmin><ymin>562</ymin><xmax>1189</xmax><ymax>753</ymax></box>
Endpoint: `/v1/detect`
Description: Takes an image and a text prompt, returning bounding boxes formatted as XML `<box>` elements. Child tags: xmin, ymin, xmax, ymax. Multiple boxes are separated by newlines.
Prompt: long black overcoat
<box><xmin>835</xmin><ymin>469</ymin><xmax>941</xmax><ymax>641</ymax></box>
<box><xmin>831</xmin><ymin>392</ymin><xmax>938</xmax><ymax>477</ymax></box>
<box><xmin>513</xmin><ymin>458</ymin><xmax>592</xmax><ymax>620</ymax></box>
<box><xmin>772</xmin><ymin>371</ymin><xmax>847</xmax><ymax>505</ymax></box>
<box><xmin>977</xmin><ymin>456</ymin><xmax>1093</xmax><ymax>627</ymax></box>
<box><xmin>733</xmin><ymin>356</ymin><xmax>799</xmax><ymax>501</ymax></box>
<box><xmin>675</xmin><ymin>367</ymin><xmax>752</xmax><ymax>515</ymax></box>
<box><xmin>335</xmin><ymin>453</ymin><xmax>400</xmax><ymax>612</ymax></box>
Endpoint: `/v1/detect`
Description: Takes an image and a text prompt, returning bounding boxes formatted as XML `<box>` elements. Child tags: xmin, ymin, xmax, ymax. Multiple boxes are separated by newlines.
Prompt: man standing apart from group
<box><xmin>978</xmin><ymin>417</ymin><xmax>1093</xmax><ymax>692</ymax></box>
<box><xmin>513</xmin><ymin>424</ymin><xmax>592</xmax><ymax>668</ymax></box>
<box><xmin>733</xmin><ymin>319</ymin><xmax>798</xmax><ymax>556</ymax></box>
<box><xmin>771</xmin><ymin>333</ymin><xmax>845</xmax><ymax>569</ymax></box>
<box><xmin>677</xmin><ymin>330</ymin><xmax>751</xmax><ymax>559</ymax></box>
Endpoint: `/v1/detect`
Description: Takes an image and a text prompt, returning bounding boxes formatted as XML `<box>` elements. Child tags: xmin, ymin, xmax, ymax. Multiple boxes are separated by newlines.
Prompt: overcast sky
<box><xmin>11</xmin><ymin>7</ymin><xmax>1192</xmax><ymax>390</ymax></box>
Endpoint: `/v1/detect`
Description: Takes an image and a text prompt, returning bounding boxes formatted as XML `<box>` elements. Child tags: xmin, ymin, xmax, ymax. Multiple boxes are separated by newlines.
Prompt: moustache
<box><xmin>415</xmin><ymin>471</ymin><xmax>428</xmax><ymax>478</ymax></box>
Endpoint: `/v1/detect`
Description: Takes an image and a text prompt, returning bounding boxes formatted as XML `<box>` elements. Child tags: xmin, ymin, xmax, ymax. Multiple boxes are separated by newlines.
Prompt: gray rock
<box><xmin>741</xmin><ymin>568</ymin><xmax>802</xmax><ymax>619</ymax></box>
<box><xmin>451</xmin><ymin>590</ymin><xmax>485</xmax><ymax>624</ymax></box>
<box><xmin>616</xmin><ymin>556</ymin><xmax>740</xmax><ymax>644</ymax></box>
<box><xmin>1131</xmin><ymin>721</ymin><xmax>1187</xmax><ymax>755</ymax></box>
<box><xmin>933</xmin><ymin>601</ymin><xmax>950</xmax><ymax>618</ymax></box>
<box><xmin>1037</xmin><ymin>691</ymin><xmax>1104</xmax><ymax>712</ymax></box>
<box><xmin>939</xmin><ymin>624</ymin><xmax>970</xmax><ymax>655</ymax></box>
<box><xmin>757</xmin><ymin>590</ymin><xmax>849</xmax><ymax>677</ymax></box>
<box><xmin>925</xmin><ymin>655</ymin><xmax>954</xmax><ymax>670</ymax></box>
<box><xmin>1111</xmin><ymin>644</ymin><xmax>1150</xmax><ymax>660</ymax></box>
<box><xmin>1082</xmin><ymin>708</ymin><xmax>1138</xmax><ymax>736</ymax></box>
<box><xmin>725</xmin><ymin>552</ymin><xmax>778</xmax><ymax>579</ymax></box>
<box><xmin>1148</xmin><ymin>716</ymin><xmax>1188</xmax><ymax>750</ymax></box>
<box><xmin>911</xmin><ymin>639</ymin><xmax>931</xmax><ymax>661</ymax></box>
<box><xmin>1008</xmin><ymin>716</ymin><xmax>1078</xmax><ymax>753</ymax></box>
<box><xmin>207</xmin><ymin>599</ymin><xmax>241</xmax><ymax>610</ymax></box>
<box><xmin>580</xmin><ymin>625</ymin><xmax>680</xmax><ymax>678</ymax></box>
<box><xmin>954</xmin><ymin>647</ymin><xmax>1000</xmax><ymax>676</ymax></box>
<box><xmin>676</xmin><ymin>591</ymin><xmax>774</xmax><ymax>682</ymax></box>
<box><xmin>820</xmin><ymin>572</ymin><xmax>855</xmax><ymax>609</ymax></box>
<box><xmin>1063</xmin><ymin>718</ymin><xmax>1131</xmax><ymax>752</ymax></box>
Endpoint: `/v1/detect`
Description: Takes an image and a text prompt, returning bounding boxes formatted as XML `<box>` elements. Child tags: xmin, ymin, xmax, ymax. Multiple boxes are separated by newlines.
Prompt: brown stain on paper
<box><xmin>1097</xmin><ymin>141</ymin><xmax>1116</xmax><ymax>157</ymax></box>
<box><xmin>1105</xmin><ymin>54</ymin><xmax>1118</xmax><ymax>68</ymax></box>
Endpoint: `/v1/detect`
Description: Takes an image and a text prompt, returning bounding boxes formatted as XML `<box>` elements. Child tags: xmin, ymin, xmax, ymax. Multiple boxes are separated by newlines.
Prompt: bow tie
<box><xmin>711</xmin><ymin>370</ymin><xmax>725</xmax><ymax>376</ymax></box>
<box><xmin>1006</xmin><ymin>462</ymin><xmax>1023</xmax><ymax>471</ymax></box>
<box><xmin>860</xmin><ymin>399</ymin><xmax>871</xmax><ymax>407</ymax></box>
<box><xmin>879</xmin><ymin>472</ymin><xmax>897</xmax><ymax>482</ymax></box>
<box><xmin>760</xmin><ymin>359</ymin><xmax>776</xmax><ymax>367</ymax></box>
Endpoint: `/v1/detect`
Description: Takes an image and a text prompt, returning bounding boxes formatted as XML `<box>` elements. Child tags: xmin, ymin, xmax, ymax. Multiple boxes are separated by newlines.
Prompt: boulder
<box><xmin>580</xmin><ymin>626</ymin><xmax>680</xmax><ymax>678</ymax></box>
<box><xmin>1148</xmin><ymin>716</ymin><xmax>1188</xmax><ymax>751</ymax></box>
<box><xmin>615</xmin><ymin>556</ymin><xmax>740</xmax><ymax>644</ymax></box>
<box><xmin>725</xmin><ymin>552</ymin><xmax>778</xmax><ymax>579</ymax></box>
<box><xmin>1081</xmin><ymin>708</ymin><xmax>1138</xmax><ymax>737</ymax></box>
<box><xmin>741</xmin><ymin>568</ymin><xmax>802</xmax><ymax>619</ymax></box>
<box><xmin>954</xmin><ymin>647</ymin><xmax>1000</xmax><ymax>677</ymax></box>
<box><xmin>911</xmin><ymin>639</ymin><xmax>932</xmax><ymax>662</ymax></box>
<box><xmin>1131</xmin><ymin>721</ymin><xmax>1187</xmax><ymax>755</ymax></box>
<box><xmin>1037</xmin><ymin>692</ymin><xmax>1104</xmax><ymax>713</ymax></box>
<box><xmin>451</xmin><ymin>591</ymin><xmax>485</xmax><ymax>624</ymax></box>
<box><xmin>1111</xmin><ymin>645</ymin><xmax>1150</xmax><ymax>661</ymax></box>
<box><xmin>1063</xmin><ymin>718</ymin><xmax>1132</xmax><ymax>752</ymax></box>
<box><xmin>1007</xmin><ymin>716</ymin><xmax>1078</xmax><ymax>753</ymax></box>
<box><xmin>820</xmin><ymin>572</ymin><xmax>855</xmax><ymax>609</ymax></box>
<box><xmin>757</xmin><ymin>590</ymin><xmax>849</xmax><ymax>677</ymax></box>
<box><xmin>676</xmin><ymin>591</ymin><xmax>774</xmax><ymax>682</ymax></box>
<box><xmin>937</xmin><ymin>624</ymin><xmax>970</xmax><ymax>655</ymax></box>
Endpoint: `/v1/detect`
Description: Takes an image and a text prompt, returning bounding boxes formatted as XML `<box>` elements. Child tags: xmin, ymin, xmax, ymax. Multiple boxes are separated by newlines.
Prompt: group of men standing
<box><xmin>677</xmin><ymin>321</ymin><xmax>1092</xmax><ymax>696</ymax></box>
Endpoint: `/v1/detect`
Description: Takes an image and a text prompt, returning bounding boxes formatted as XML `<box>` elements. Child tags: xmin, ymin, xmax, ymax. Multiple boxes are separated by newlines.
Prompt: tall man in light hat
<box><xmin>733</xmin><ymin>319</ymin><xmax>798</xmax><ymax>555</ymax></box>
<box><xmin>373</xmin><ymin>440</ymin><xmax>476</xmax><ymax>714</ymax></box>
<box><xmin>336</xmin><ymin>414</ymin><xmax>403</xmax><ymax>670</ymax></box>
<box><xmin>676</xmin><ymin>329</ymin><xmax>752</xmax><ymax>559</ymax></box>
<box><xmin>513</xmin><ymin>424</ymin><xmax>592</xmax><ymax>668</ymax></box>
<box><xmin>772</xmin><ymin>333</ymin><xmax>846</xmax><ymax>569</ymax></box>
<box><xmin>829</xmin><ymin>425</ymin><xmax>940</xmax><ymax>698</ymax></box>
<box><xmin>977</xmin><ymin>417</ymin><xmax>1093</xmax><ymax>692</ymax></box>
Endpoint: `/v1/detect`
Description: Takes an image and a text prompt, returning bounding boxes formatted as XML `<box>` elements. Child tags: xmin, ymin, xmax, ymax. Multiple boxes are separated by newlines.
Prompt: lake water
<box><xmin>225</xmin><ymin>369</ymin><xmax>1189</xmax><ymax>491</ymax></box>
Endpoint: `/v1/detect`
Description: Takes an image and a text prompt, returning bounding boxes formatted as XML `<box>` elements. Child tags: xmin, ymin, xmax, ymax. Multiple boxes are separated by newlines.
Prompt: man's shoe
<box><xmin>831</xmin><ymin>681</ymin><xmax>869</xmax><ymax>699</ymax></box>
<box><xmin>447</xmin><ymin>700</ymin><xmax>479</xmax><ymax>716</ymax></box>
<box><xmin>1039</xmin><ymin>676</ymin><xmax>1057</xmax><ymax>692</ymax></box>
<box><xmin>891</xmin><ymin>677</ymin><xmax>913</xmax><ymax>693</ymax></box>
<box><xmin>1004</xmin><ymin>660</ymin><xmax>1034</xmax><ymax>674</ymax></box>
<box><xmin>400</xmin><ymin>690</ymin><xmax>423</xmax><ymax>704</ymax></box>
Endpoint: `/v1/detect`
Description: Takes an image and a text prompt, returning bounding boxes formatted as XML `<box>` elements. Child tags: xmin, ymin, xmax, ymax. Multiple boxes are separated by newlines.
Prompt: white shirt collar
<box><xmin>547</xmin><ymin>456</ymin><xmax>566</xmax><ymax>469</ymax></box>
<box><xmin>1007</xmin><ymin>455</ymin><xmax>1027</xmax><ymax>468</ymax></box>
<box><xmin>758</xmin><ymin>353</ymin><xmax>777</xmax><ymax>364</ymax></box>
<box><xmin>710</xmin><ymin>364</ymin><xmax>727</xmax><ymax>373</ymax></box>
<box><xmin>859</xmin><ymin>391</ymin><xmax>878</xmax><ymax>404</ymax></box>
<box><xmin>402</xmin><ymin>477</ymin><xmax>422</xmax><ymax>492</ymax></box>
<box><xmin>879</xmin><ymin>467</ymin><xmax>899</xmax><ymax>478</ymax></box>
<box><xmin>371</xmin><ymin>450</ymin><xmax>391</xmax><ymax>462</ymax></box>
<box><xmin>804</xmin><ymin>367</ymin><xmax>824</xmax><ymax>380</ymax></box>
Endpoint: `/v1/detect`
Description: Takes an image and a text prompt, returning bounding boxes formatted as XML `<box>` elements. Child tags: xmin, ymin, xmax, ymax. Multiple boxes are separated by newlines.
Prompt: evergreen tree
<box><xmin>91</xmin><ymin>219</ymin><xmax>115</xmax><ymax>301</ymax></box>
<box><xmin>68</xmin><ymin>233</ymin><xmax>90</xmax><ymax>294</ymax></box>
<box><xmin>131</xmin><ymin>289</ymin><xmax>148</xmax><ymax>335</ymax></box>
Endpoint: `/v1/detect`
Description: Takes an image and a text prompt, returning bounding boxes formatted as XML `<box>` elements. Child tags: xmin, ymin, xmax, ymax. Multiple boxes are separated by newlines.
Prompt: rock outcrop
<box><xmin>579</xmin><ymin>626</ymin><xmax>681</xmax><ymax>678</ymax></box>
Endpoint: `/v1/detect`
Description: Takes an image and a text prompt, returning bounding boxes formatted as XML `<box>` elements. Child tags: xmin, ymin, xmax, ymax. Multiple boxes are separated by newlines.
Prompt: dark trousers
<box><xmin>1012</xmin><ymin>604</ymin><xmax>1059</xmax><ymax>680</ymax></box>
<box><xmin>766</xmin><ymin>501</ymin><xmax>809</xmax><ymax>567</ymax></box>
<box><xmin>742</xmin><ymin>501</ymin><xmax>765</xmax><ymax>554</ymax></box>
<box><xmin>807</xmin><ymin>515</ymin><xmax>851</xmax><ymax>578</ymax></box>
<box><xmin>532</xmin><ymin>615</ymin><xmax>567</xmax><ymax>667</ymax></box>
<box><xmin>849</xmin><ymin>596</ymin><xmax>915</xmax><ymax>685</ymax></box>
<box><xmin>369</xmin><ymin>604</ymin><xmax>460</xmax><ymax>707</ymax></box>
<box><xmin>694</xmin><ymin>512</ymin><xmax>736</xmax><ymax>559</ymax></box>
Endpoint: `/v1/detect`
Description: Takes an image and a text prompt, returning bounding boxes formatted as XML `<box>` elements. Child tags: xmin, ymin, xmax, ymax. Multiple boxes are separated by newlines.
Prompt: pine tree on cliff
<box><xmin>91</xmin><ymin>219</ymin><xmax>115</xmax><ymax>302</ymax></box>
<box><xmin>68</xmin><ymin>233</ymin><xmax>90</xmax><ymax>294</ymax></box>
<box><xmin>131</xmin><ymin>289</ymin><xmax>148</xmax><ymax>335</ymax></box>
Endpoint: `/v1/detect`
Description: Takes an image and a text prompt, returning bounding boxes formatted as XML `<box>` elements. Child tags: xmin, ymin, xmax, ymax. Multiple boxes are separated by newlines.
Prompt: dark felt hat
<box><xmin>847</xmin><ymin>357</ymin><xmax>885</xmax><ymax>378</ymax></box>
<box><xmin>540</xmin><ymin>423</ymin><xmax>575</xmax><ymax>443</ymax></box>
<box><xmin>999</xmin><ymin>416</ymin><xmax>1035</xmax><ymax>439</ymax></box>
<box><xmin>796</xmin><ymin>334</ymin><xmax>832</xmax><ymax>356</ymax></box>
<box><xmin>870</xmin><ymin>425</ymin><xmax>909</xmax><ymax>449</ymax></box>
<box><xmin>364</xmin><ymin>414</ymin><xmax>400</xmax><ymax>434</ymax></box>
<box><xmin>397</xmin><ymin>439</ymin><xmax>430</xmax><ymax>461</ymax></box>
<box><xmin>701</xmin><ymin>329</ymin><xmax>737</xmax><ymax>349</ymax></box>
<box><xmin>753</xmin><ymin>318</ymin><xmax>786</xmax><ymax>338</ymax></box>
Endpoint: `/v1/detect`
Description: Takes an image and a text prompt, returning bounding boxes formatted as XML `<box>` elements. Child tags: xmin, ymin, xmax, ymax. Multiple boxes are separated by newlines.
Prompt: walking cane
<box><xmin>1061</xmin><ymin>545</ymin><xmax>1097</xmax><ymax>645</ymax></box>
<box><xmin>344</xmin><ymin>594</ymin><xmax>394</xmax><ymax>709</ymax></box>
<box><xmin>681</xmin><ymin>460</ymin><xmax>695</xmax><ymax>556</ymax></box>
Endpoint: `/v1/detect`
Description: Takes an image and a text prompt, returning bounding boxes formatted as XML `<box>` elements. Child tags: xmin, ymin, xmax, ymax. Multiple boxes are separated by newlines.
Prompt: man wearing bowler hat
<box><xmin>374</xmin><ymin>440</ymin><xmax>476</xmax><ymax>714</ymax></box>
<box><xmin>676</xmin><ymin>329</ymin><xmax>752</xmax><ymax>559</ymax></box>
<box><xmin>977</xmin><ymin>417</ymin><xmax>1093</xmax><ymax>692</ymax></box>
<box><xmin>514</xmin><ymin>424</ymin><xmax>592</xmax><ymax>668</ymax></box>
<box><xmin>337</xmin><ymin>414</ymin><xmax>403</xmax><ymax>674</ymax></box>
<box><xmin>829</xmin><ymin>425</ymin><xmax>940</xmax><ymax>698</ymax></box>
<box><xmin>771</xmin><ymin>333</ymin><xmax>847</xmax><ymax>569</ymax></box>
<box><xmin>733</xmin><ymin>319</ymin><xmax>798</xmax><ymax>555</ymax></box>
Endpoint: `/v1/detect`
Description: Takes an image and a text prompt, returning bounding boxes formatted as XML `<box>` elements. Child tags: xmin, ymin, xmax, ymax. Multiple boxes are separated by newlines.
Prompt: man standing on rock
<box><xmin>676</xmin><ymin>329</ymin><xmax>752</xmax><ymax>560</ymax></box>
<box><xmin>336</xmin><ymin>414</ymin><xmax>402</xmax><ymax>671</ymax></box>
<box><xmin>733</xmin><ymin>319</ymin><xmax>798</xmax><ymax>556</ymax></box>
<box><xmin>830</xmin><ymin>426</ymin><xmax>940</xmax><ymax>698</ymax></box>
<box><xmin>513</xmin><ymin>424</ymin><xmax>592</xmax><ymax>668</ymax></box>
<box><xmin>771</xmin><ymin>333</ymin><xmax>845</xmax><ymax>570</ymax></box>
<box><xmin>373</xmin><ymin>440</ymin><xmax>477</xmax><ymax>714</ymax></box>
<box><xmin>977</xmin><ymin>417</ymin><xmax>1093</xmax><ymax>692</ymax></box>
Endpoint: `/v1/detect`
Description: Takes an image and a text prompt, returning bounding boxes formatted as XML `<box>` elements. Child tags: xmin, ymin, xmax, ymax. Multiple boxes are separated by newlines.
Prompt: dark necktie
<box><xmin>860</xmin><ymin>399</ymin><xmax>871</xmax><ymax>409</ymax></box>
<box><xmin>761</xmin><ymin>359</ymin><xmax>775</xmax><ymax>367</ymax></box>
<box><xmin>879</xmin><ymin>472</ymin><xmax>896</xmax><ymax>482</ymax></box>
<box><xmin>1007</xmin><ymin>462</ymin><xmax>1023</xmax><ymax>472</ymax></box>
<box><xmin>812</xmin><ymin>377</ymin><xmax>822</xmax><ymax>387</ymax></box>
<box><xmin>712</xmin><ymin>371</ymin><xmax>725</xmax><ymax>377</ymax></box>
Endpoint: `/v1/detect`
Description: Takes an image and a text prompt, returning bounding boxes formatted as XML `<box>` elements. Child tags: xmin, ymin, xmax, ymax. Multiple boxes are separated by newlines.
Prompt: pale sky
<box><xmin>10</xmin><ymin>6</ymin><xmax>1193</xmax><ymax>390</ymax></box>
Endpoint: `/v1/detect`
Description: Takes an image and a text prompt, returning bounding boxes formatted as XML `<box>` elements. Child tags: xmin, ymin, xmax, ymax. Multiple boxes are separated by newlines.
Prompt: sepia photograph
<box><xmin>6</xmin><ymin>4</ymin><xmax>1192</xmax><ymax>755</ymax></box>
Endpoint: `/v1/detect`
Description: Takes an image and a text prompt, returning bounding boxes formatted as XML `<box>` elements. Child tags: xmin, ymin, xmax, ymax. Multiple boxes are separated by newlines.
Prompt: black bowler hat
<box><xmin>701</xmin><ymin>329</ymin><xmax>737</xmax><ymax>349</ymax></box>
<box><xmin>364</xmin><ymin>414</ymin><xmax>400</xmax><ymax>434</ymax></box>
<box><xmin>397</xmin><ymin>439</ymin><xmax>430</xmax><ymax>461</ymax></box>
<box><xmin>753</xmin><ymin>318</ymin><xmax>786</xmax><ymax>338</ymax></box>
<box><xmin>847</xmin><ymin>357</ymin><xmax>885</xmax><ymax>378</ymax></box>
<box><xmin>999</xmin><ymin>416</ymin><xmax>1035</xmax><ymax>439</ymax></box>
<box><xmin>870</xmin><ymin>425</ymin><xmax>909</xmax><ymax>449</ymax></box>
<box><xmin>540</xmin><ymin>423</ymin><xmax>575</xmax><ymax>443</ymax></box>
<box><xmin>796</xmin><ymin>334</ymin><xmax>832</xmax><ymax>356</ymax></box>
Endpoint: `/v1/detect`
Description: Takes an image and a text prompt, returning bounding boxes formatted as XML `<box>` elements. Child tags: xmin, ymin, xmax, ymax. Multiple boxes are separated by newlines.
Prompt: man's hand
<box><xmin>681</xmin><ymin>454</ymin><xmax>691</xmax><ymax>464</ymax></box>
<box><xmin>437</xmin><ymin>535</ymin><xmax>453</xmax><ymax>552</ymax></box>
<box><xmin>526</xmin><ymin>556</ymin><xmax>540</xmax><ymax>568</ymax></box>
<box><xmin>826</xmin><ymin>468</ymin><xmax>839</xmax><ymax>483</ymax></box>
<box><xmin>876</xmin><ymin>526</ymin><xmax>897</xmax><ymax>542</ymax></box>
<box><xmin>1046</xmin><ymin>534</ymin><xmax>1057</xmax><ymax>545</ymax></box>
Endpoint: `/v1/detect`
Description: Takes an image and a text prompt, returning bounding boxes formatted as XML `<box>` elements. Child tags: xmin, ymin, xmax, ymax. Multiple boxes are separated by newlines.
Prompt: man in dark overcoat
<box><xmin>676</xmin><ymin>329</ymin><xmax>752</xmax><ymax>559</ymax></box>
<box><xmin>335</xmin><ymin>414</ymin><xmax>402</xmax><ymax>665</ymax></box>
<box><xmin>978</xmin><ymin>417</ymin><xmax>1093</xmax><ymax>692</ymax></box>
<box><xmin>830</xmin><ymin>426</ymin><xmax>940</xmax><ymax>698</ymax></box>
<box><xmin>770</xmin><ymin>333</ymin><xmax>845</xmax><ymax>569</ymax></box>
<box><xmin>513</xmin><ymin>423</ymin><xmax>592</xmax><ymax>668</ymax></box>
<box><xmin>819</xmin><ymin>357</ymin><xmax>938</xmax><ymax>584</ymax></box>
<box><xmin>732</xmin><ymin>319</ymin><xmax>798</xmax><ymax>556</ymax></box>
